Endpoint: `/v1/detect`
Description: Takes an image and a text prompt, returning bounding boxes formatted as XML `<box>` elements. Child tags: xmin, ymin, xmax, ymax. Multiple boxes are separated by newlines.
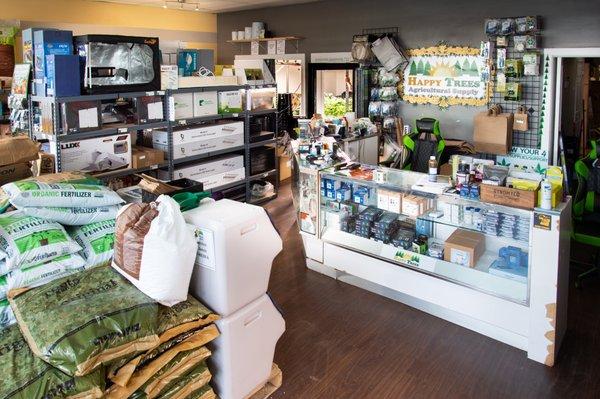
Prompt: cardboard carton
<box><xmin>473</xmin><ymin>105</ymin><xmax>513</xmax><ymax>155</ymax></box>
<box><xmin>132</xmin><ymin>146</ymin><xmax>165</xmax><ymax>169</ymax></box>
<box><xmin>480</xmin><ymin>184</ymin><xmax>538</xmax><ymax>209</ymax></box>
<box><xmin>33</xmin><ymin>152</ymin><xmax>55</xmax><ymax>176</ymax></box>
<box><xmin>0</xmin><ymin>136</ymin><xmax>39</xmax><ymax>167</ymax></box>
<box><xmin>444</xmin><ymin>229</ymin><xmax>486</xmax><ymax>268</ymax></box>
<box><xmin>52</xmin><ymin>134</ymin><xmax>131</xmax><ymax>173</ymax></box>
<box><xmin>0</xmin><ymin>162</ymin><xmax>33</xmax><ymax>185</ymax></box>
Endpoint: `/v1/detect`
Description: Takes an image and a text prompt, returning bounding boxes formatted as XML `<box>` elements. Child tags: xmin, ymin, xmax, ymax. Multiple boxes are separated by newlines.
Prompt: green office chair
<box><xmin>402</xmin><ymin>118</ymin><xmax>446</xmax><ymax>173</ymax></box>
<box><xmin>572</xmin><ymin>139</ymin><xmax>600</xmax><ymax>287</ymax></box>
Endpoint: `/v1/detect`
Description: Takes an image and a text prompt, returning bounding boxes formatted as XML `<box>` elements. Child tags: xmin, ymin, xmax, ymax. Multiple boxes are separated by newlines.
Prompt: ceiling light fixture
<box><xmin>195</xmin><ymin>4</ymin><xmax>199</xmax><ymax>11</ymax></box>
<box><xmin>162</xmin><ymin>1</ymin><xmax>167</xmax><ymax>8</ymax></box>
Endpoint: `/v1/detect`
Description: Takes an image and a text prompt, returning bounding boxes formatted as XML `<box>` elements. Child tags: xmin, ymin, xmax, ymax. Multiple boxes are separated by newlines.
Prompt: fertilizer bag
<box><xmin>2</xmin><ymin>181</ymin><xmax>124</xmax><ymax>208</ymax></box>
<box><xmin>69</xmin><ymin>219</ymin><xmax>116</xmax><ymax>269</ymax></box>
<box><xmin>9</xmin><ymin>265</ymin><xmax>159</xmax><ymax>376</ymax></box>
<box><xmin>0</xmin><ymin>210</ymin><xmax>81</xmax><ymax>271</ymax></box>
<box><xmin>112</xmin><ymin>195</ymin><xmax>197</xmax><ymax>306</ymax></box>
<box><xmin>19</xmin><ymin>205</ymin><xmax>120</xmax><ymax>226</ymax></box>
<box><xmin>0</xmin><ymin>324</ymin><xmax>105</xmax><ymax>399</ymax></box>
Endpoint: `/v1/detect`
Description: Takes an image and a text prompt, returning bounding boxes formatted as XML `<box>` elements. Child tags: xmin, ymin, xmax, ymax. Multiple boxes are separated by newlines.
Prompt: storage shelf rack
<box><xmin>28</xmin><ymin>84</ymin><xmax>280</xmax><ymax>205</ymax></box>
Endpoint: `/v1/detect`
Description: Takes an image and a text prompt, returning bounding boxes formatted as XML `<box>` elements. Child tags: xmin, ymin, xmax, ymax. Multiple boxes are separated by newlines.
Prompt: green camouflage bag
<box><xmin>9</xmin><ymin>265</ymin><xmax>159</xmax><ymax>376</ymax></box>
<box><xmin>0</xmin><ymin>324</ymin><xmax>105</xmax><ymax>399</ymax></box>
<box><xmin>157</xmin><ymin>361</ymin><xmax>212</xmax><ymax>399</ymax></box>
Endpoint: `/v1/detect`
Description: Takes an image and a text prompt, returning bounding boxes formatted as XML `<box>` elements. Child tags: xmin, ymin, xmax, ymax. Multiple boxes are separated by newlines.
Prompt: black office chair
<box><xmin>402</xmin><ymin>118</ymin><xmax>445</xmax><ymax>173</ymax></box>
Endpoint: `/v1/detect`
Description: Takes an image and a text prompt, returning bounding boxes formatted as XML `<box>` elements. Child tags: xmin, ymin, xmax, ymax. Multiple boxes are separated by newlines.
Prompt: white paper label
<box><xmin>195</xmin><ymin>227</ymin><xmax>216</xmax><ymax>271</ymax></box>
<box><xmin>251</xmin><ymin>41</ymin><xmax>260</xmax><ymax>55</ymax></box>
<box><xmin>78</xmin><ymin>108</ymin><xmax>99</xmax><ymax>129</ymax></box>
<box><xmin>276</xmin><ymin>39</ymin><xmax>285</xmax><ymax>54</ymax></box>
<box><xmin>168</xmin><ymin>96</ymin><xmax>176</xmax><ymax>121</ymax></box>
<box><xmin>148</xmin><ymin>101</ymin><xmax>164</xmax><ymax>121</ymax></box>
<box><xmin>450</xmin><ymin>248</ymin><xmax>471</xmax><ymax>267</ymax></box>
<box><xmin>267</xmin><ymin>40</ymin><xmax>276</xmax><ymax>55</ymax></box>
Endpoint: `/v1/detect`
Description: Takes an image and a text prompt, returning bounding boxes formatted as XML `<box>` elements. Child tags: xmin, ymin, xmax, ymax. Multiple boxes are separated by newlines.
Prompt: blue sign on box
<box><xmin>33</xmin><ymin>29</ymin><xmax>73</xmax><ymax>96</ymax></box>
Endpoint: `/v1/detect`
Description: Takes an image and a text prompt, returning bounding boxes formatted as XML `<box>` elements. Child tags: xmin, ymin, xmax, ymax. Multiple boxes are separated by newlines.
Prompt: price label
<box><xmin>179</xmin><ymin>119</ymin><xmax>187</xmax><ymax>125</ymax></box>
<box><xmin>118</xmin><ymin>127</ymin><xmax>128</xmax><ymax>133</ymax></box>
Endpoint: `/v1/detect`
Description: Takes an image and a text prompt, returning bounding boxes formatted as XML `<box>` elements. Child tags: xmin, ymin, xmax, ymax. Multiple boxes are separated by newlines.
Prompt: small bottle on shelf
<box><xmin>428</xmin><ymin>156</ymin><xmax>438</xmax><ymax>182</ymax></box>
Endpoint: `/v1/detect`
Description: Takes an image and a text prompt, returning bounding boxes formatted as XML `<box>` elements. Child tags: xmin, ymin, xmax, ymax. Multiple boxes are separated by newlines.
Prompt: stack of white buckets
<box><xmin>184</xmin><ymin>199</ymin><xmax>285</xmax><ymax>399</ymax></box>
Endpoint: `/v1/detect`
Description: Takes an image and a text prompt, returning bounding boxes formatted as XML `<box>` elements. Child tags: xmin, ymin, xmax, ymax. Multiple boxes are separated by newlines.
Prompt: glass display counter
<box><xmin>296</xmin><ymin>163</ymin><xmax>571</xmax><ymax>367</ymax></box>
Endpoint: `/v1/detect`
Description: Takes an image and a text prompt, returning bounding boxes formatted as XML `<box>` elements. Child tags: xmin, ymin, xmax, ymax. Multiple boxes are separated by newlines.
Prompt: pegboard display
<box><xmin>488</xmin><ymin>33</ymin><xmax>543</xmax><ymax>149</ymax></box>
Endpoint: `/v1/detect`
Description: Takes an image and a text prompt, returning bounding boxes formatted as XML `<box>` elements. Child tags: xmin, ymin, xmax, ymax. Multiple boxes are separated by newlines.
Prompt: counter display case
<box><xmin>300</xmin><ymin>164</ymin><xmax>571</xmax><ymax>366</ymax></box>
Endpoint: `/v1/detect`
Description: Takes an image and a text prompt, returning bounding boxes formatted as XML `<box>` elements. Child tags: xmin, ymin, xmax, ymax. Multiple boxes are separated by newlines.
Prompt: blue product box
<box><xmin>33</xmin><ymin>29</ymin><xmax>73</xmax><ymax>96</ymax></box>
<box><xmin>470</xmin><ymin>185</ymin><xmax>480</xmax><ymax>199</ymax></box>
<box><xmin>320</xmin><ymin>179</ymin><xmax>327</xmax><ymax>189</ymax></box>
<box><xmin>320</xmin><ymin>188</ymin><xmax>326</xmax><ymax>197</ymax></box>
<box><xmin>460</xmin><ymin>185</ymin><xmax>470</xmax><ymax>198</ymax></box>
<box><xmin>353</xmin><ymin>189</ymin><xmax>369</xmax><ymax>205</ymax></box>
<box><xmin>325</xmin><ymin>179</ymin><xmax>336</xmax><ymax>190</ymax></box>
<box><xmin>415</xmin><ymin>218</ymin><xmax>432</xmax><ymax>237</ymax></box>
<box><xmin>336</xmin><ymin>188</ymin><xmax>351</xmax><ymax>202</ymax></box>
<box><xmin>326</xmin><ymin>189</ymin><xmax>336</xmax><ymax>199</ymax></box>
<box><xmin>46</xmin><ymin>54</ymin><xmax>80</xmax><ymax>97</ymax></box>
<box><xmin>178</xmin><ymin>50</ymin><xmax>199</xmax><ymax>77</ymax></box>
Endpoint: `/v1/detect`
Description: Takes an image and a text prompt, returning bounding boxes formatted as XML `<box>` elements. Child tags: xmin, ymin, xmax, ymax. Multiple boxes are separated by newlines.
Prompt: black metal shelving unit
<box><xmin>28</xmin><ymin>84</ymin><xmax>280</xmax><ymax>205</ymax></box>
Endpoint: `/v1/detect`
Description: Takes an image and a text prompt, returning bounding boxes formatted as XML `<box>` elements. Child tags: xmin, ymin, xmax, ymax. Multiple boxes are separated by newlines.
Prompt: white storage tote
<box><xmin>183</xmin><ymin>199</ymin><xmax>283</xmax><ymax>316</ymax></box>
<box><xmin>209</xmin><ymin>294</ymin><xmax>285</xmax><ymax>399</ymax></box>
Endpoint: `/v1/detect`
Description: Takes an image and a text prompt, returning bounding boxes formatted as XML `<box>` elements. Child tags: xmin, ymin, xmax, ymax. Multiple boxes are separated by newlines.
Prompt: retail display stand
<box><xmin>28</xmin><ymin>84</ymin><xmax>280</xmax><ymax>205</ymax></box>
<box><xmin>295</xmin><ymin>162</ymin><xmax>570</xmax><ymax>367</ymax></box>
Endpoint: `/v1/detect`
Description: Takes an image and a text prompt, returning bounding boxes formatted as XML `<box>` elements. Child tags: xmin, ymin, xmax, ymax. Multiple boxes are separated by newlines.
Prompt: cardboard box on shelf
<box><xmin>0</xmin><ymin>136</ymin><xmax>39</xmax><ymax>167</ymax></box>
<box><xmin>0</xmin><ymin>162</ymin><xmax>33</xmax><ymax>185</ymax></box>
<box><xmin>444</xmin><ymin>229</ymin><xmax>486</xmax><ymax>268</ymax></box>
<box><xmin>193</xmin><ymin>91</ymin><xmax>218</xmax><ymax>117</ymax></box>
<box><xmin>160</xmin><ymin>154</ymin><xmax>244</xmax><ymax>182</ymax></box>
<box><xmin>473</xmin><ymin>106</ymin><xmax>513</xmax><ymax>155</ymax></box>
<box><xmin>52</xmin><ymin>134</ymin><xmax>131</xmax><ymax>173</ymax></box>
<box><xmin>480</xmin><ymin>184</ymin><xmax>538</xmax><ymax>209</ymax></box>
<box><xmin>131</xmin><ymin>146</ymin><xmax>165</xmax><ymax>169</ymax></box>
<box><xmin>33</xmin><ymin>152</ymin><xmax>55</xmax><ymax>176</ymax></box>
<box><xmin>218</xmin><ymin>90</ymin><xmax>243</xmax><ymax>114</ymax></box>
<box><xmin>172</xmin><ymin>93</ymin><xmax>194</xmax><ymax>120</ymax></box>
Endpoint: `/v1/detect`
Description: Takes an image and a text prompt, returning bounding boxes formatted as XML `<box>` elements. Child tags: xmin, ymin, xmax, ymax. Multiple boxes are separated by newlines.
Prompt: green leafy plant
<box><xmin>323</xmin><ymin>94</ymin><xmax>351</xmax><ymax>118</ymax></box>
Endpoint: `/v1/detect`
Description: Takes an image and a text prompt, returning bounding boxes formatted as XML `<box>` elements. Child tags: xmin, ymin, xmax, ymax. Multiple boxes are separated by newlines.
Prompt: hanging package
<box><xmin>8</xmin><ymin>265</ymin><xmax>159</xmax><ymax>376</ymax></box>
<box><xmin>513</xmin><ymin>105</ymin><xmax>529</xmax><ymax>132</ymax></box>
<box><xmin>0</xmin><ymin>211</ymin><xmax>82</xmax><ymax>271</ymax></box>
<box><xmin>2</xmin><ymin>181</ymin><xmax>124</xmax><ymax>208</ymax></box>
<box><xmin>112</xmin><ymin>195</ymin><xmax>197</xmax><ymax>306</ymax></box>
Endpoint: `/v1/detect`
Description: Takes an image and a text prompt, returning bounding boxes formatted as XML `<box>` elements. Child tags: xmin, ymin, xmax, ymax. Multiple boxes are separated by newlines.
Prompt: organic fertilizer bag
<box><xmin>130</xmin><ymin>346</ymin><xmax>211</xmax><ymax>399</ymax></box>
<box><xmin>0</xmin><ymin>298</ymin><xmax>15</xmax><ymax>328</ymax></box>
<box><xmin>69</xmin><ymin>219</ymin><xmax>116</xmax><ymax>269</ymax></box>
<box><xmin>0</xmin><ymin>211</ymin><xmax>81</xmax><ymax>271</ymax></box>
<box><xmin>107</xmin><ymin>295</ymin><xmax>218</xmax><ymax>386</ymax></box>
<box><xmin>2</xmin><ymin>254</ymin><xmax>87</xmax><ymax>298</ymax></box>
<box><xmin>0</xmin><ymin>324</ymin><xmax>105</xmax><ymax>399</ymax></box>
<box><xmin>19</xmin><ymin>205</ymin><xmax>121</xmax><ymax>226</ymax></box>
<box><xmin>112</xmin><ymin>195</ymin><xmax>197</xmax><ymax>306</ymax></box>
<box><xmin>9</xmin><ymin>265</ymin><xmax>159</xmax><ymax>377</ymax></box>
<box><xmin>106</xmin><ymin>324</ymin><xmax>219</xmax><ymax>396</ymax></box>
<box><xmin>2</xmin><ymin>181</ymin><xmax>124</xmax><ymax>208</ymax></box>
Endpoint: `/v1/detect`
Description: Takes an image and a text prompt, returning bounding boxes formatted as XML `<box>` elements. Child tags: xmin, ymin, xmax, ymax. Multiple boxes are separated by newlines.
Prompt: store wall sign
<box><xmin>496</xmin><ymin>146</ymin><xmax>549</xmax><ymax>174</ymax></box>
<box><xmin>402</xmin><ymin>45</ymin><xmax>491</xmax><ymax>108</ymax></box>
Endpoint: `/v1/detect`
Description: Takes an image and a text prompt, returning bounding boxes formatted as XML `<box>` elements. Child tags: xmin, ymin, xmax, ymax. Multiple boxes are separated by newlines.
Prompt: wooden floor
<box><xmin>263</xmin><ymin>181</ymin><xmax>600</xmax><ymax>399</ymax></box>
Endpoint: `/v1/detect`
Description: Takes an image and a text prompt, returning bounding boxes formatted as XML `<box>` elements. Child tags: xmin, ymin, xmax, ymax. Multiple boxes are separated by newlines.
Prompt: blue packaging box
<box><xmin>326</xmin><ymin>189</ymin><xmax>336</xmax><ymax>199</ymax></box>
<box><xmin>46</xmin><ymin>55</ymin><xmax>80</xmax><ymax>97</ymax></box>
<box><xmin>336</xmin><ymin>188</ymin><xmax>352</xmax><ymax>202</ymax></box>
<box><xmin>33</xmin><ymin>29</ymin><xmax>73</xmax><ymax>96</ymax></box>
<box><xmin>320</xmin><ymin>188</ymin><xmax>326</xmax><ymax>197</ymax></box>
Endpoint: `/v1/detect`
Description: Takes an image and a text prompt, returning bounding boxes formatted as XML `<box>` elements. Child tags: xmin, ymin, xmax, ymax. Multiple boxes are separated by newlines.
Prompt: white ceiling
<box><xmin>94</xmin><ymin>0</ymin><xmax>322</xmax><ymax>13</ymax></box>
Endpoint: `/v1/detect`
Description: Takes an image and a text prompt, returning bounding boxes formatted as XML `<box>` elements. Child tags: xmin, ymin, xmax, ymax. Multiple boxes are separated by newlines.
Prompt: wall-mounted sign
<box><xmin>402</xmin><ymin>45</ymin><xmax>491</xmax><ymax>108</ymax></box>
<box><xmin>496</xmin><ymin>146</ymin><xmax>549</xmax><ymax>174</ymax></box>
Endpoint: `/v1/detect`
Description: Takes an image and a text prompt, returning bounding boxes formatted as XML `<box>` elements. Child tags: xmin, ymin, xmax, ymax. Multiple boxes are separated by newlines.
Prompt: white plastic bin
<box><xmin>183</xmin><ymin>199</ymin><xmax>282</xmax><ymax>316</ymax></box>
<box><xmin>209</xmin><ymin>294</ymin><xmax>285</xmax><ymax>399</ymax></box>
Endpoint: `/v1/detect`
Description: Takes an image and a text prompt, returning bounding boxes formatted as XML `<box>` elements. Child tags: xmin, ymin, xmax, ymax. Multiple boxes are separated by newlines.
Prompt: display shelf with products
<box><xmin>295</xmin><ymin>162</ymin><xmax>570</xmax><ymax>366</ymax></box>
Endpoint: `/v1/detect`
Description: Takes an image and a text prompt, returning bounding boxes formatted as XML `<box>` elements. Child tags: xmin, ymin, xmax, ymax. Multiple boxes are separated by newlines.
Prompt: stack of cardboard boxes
<box><xmin>0</xmin><ymin>136</ymin><xmax>39</xmax><ymax>185</ymax></box>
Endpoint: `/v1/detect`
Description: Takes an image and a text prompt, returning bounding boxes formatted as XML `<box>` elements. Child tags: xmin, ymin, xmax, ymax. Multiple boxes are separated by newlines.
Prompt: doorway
<box><xmin>308</xmin><ymin>63</ymin><xmax>357</xmax><ymax>119</ymax></box>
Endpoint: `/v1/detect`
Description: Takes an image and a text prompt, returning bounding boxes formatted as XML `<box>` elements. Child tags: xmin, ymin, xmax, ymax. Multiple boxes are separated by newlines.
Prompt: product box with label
<box><xmin>160</xmin><ymin>65</ymin><xmax>178</xmax><ymax>90</ymax></box>
<box><xmin>444</xmin><ymin>229</ymin><xmax>486</xmax><ymax>268</ymax></box>
<box><xmin>218</xmin><ymin>90</ymin><xmax>243</xmax><ymax>114</ymax></box>
<box><xmin>52</xmin><ymin>134</ymin><xmax>131</xmax><ymax>173</ymax></box>
<box><xmin>480</xmin><ymin>184</ymin><xmax>538</xmax><ymax>209</ymax></box>
<box><xmin>33</xmin><ymin>152</ymin><xmax>56</xmax><ymax>176</ymax></box>
<box><xmin>0</xmin><ymin>163</ymin><xmax>33</xmax><ymax>185</ymax></box>
<box><xmin>243</xmin><ymin>87</ymin><xmax>276</xmax><ymax>111</ymax></box>
<box><xmin>33</xmin><ymin>29</ymin><xmax>73</xmax><ymax>96</ymax></box>
<box><xmin>135</xmin><ymin>96</ymin><xmax>164</xmax><ymax>124</ymax></box>
<box><xmin>131</xmin><ymin>146</ymin><xmax>165</xmax><ymax>168</ymax></box>
<box><xmin>193</xmin><ymin>91</ymin><xmax>218</xmax><ymax>117</ymax></box>
<box><xmin>45</xmin><ymin>54</ymin><xmax>80</xmax><ymax>97</ymax></box>
<box><xmin>61</xmin><ymin>101</ymin><xmax>102</xmax><ymax>134</ymax></box>
<box><xmin>172</xmin><ymin>93</ymin><xmax>194</xmax><ymax>120</ymax></box>
<box><xmin>161</xmin><ymin>154</ymin><xmax>244</xmax><ymax>181</ymax></box>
